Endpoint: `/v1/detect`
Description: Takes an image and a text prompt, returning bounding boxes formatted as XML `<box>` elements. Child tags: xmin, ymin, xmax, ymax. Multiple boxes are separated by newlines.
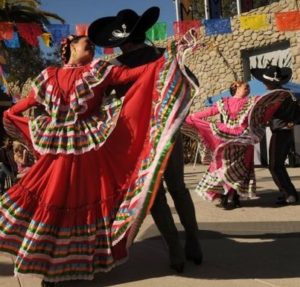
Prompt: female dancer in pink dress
<box><xmin>185</xmin><ymin>81</ymin><xmax>288</xmax><ymax>209</ymax></box>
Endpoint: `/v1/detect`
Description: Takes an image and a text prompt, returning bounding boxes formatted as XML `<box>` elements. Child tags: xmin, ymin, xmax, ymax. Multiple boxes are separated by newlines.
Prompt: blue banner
<box><xmin>45</xmin><ymin>24</ymin><xmax>70</xmax><ymax>44</ymax></box>
<box><xmin>94</xmin><ymin>46</ymin><xmax>103</xmax><ymax>58</ymax></box>
<box><xmin>204</xmin><ymin>18</ymin><xmax>232</xmax><ymax>36</ymax></box>
<box><xmin>4</xmin><ymin>32</ymin><xmax>20</xmax><ymax>48</ymax></box>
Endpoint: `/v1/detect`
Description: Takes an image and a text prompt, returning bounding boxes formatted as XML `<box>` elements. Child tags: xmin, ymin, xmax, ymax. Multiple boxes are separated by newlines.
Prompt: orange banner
<box><xmin>275</xmin><ymin>11</ymin><xmax>300</xmax><ymax>31</ymax></box>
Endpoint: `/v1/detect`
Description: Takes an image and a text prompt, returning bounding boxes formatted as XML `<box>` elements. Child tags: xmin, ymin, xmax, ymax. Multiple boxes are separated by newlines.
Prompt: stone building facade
<box><xmin>184</xmin><ymin>0</ymin><xmax>300</xmax><ymax>111</ymax></box>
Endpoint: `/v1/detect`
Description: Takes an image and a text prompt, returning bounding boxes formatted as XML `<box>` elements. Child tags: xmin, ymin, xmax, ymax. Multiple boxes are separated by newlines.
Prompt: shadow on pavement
<box><xmin>58</xmin><ymin>229</ymin><xmax>300</xmax><ymax>286</ymax></box>
<box><xmin>240</xmin><ymin>191</ymin><xmax>300</xmax><ymax>208</ymax></box>
<box><xmin>256</xmin><ymin>175</ymin><xmax>300</xmax><ymax>183</ymax></box>
<box><xmin>0</xmin><ymin>262</ymin><xmax>14</xmax><ymax>276</ymax></box>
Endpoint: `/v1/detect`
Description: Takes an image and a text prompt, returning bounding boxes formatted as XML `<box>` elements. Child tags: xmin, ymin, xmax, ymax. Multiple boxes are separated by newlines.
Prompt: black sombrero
<box><xmin>250</xmin><ymin>65</ymin><xmax>292</xmax><ymax>87</ymax></box>
<box><xmin>88</xmin><ymin>7</ymin><xmax>160</xmax><ymax>48</ymax></box>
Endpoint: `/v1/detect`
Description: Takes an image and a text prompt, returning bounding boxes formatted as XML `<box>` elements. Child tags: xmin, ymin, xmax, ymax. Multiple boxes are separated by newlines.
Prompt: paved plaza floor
<box><xmin>1</xmin><ymin>165</ymin><xmax>299</xmax><ymax>287</ymax></box>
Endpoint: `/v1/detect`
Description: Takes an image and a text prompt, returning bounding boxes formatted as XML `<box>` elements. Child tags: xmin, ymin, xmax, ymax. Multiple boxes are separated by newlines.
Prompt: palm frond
<box><xmin>0</xmin><ymin>3</ymin><xmax>64</xmax><ymax>23</ymax></box>
<box><xmin>5</xmin><ymin>0</ymin><xmax>40</xmax><ymax>8</ymax></box>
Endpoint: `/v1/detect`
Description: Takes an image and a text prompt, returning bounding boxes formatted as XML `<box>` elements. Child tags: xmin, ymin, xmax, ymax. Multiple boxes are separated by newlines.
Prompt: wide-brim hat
<box><xmin>88</xmin><ymin>6</ymin><xmax>160</xmax><ymax>48</ymax></box>
<box><xmin>250</xmin><ymin>65</ymin><xmax>292</xmax><ymax>87</ymax></box>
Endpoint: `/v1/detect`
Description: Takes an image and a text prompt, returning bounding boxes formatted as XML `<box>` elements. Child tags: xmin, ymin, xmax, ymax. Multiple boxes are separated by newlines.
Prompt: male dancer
<box><xmin>251</xmin><ymin>64</ymin><xmax>299</xmax><ymax>205</ymax></box>
<box><xmin>88</xmin><ymin>6</ymin><xmax>202</xmax><ymax>272</ymax></box>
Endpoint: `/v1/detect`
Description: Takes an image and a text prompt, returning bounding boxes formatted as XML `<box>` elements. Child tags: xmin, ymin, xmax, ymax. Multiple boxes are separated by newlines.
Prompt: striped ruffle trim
<box><xmin>210</xmin><ymin>122</ymin><xmax>249</xmax><ymax>141</ymax></box>
<box><xmin>195</xmin><ymin>160</ymin><xmax>256</xmax><ymax>200</ymax></box>
<box><xmin>33</xmin><ymin>60</ymin><xmax>112</xmax><ymax>127</ymax></box>
<box><xmin>29</xmin><ymin>97</ymin><xmax>123</xmax><ymax>155</ymax></box>
<box><xmin>110</xmin><ymin>46</ymin><xmax>195</xmax><ymax>246</ymax></box>
<box><xmin>114</xmin><ymin>32</ymin><xmax>200</xmax><ymax>246</ymax></box>
<box><xmin>0</xmin><ymin>191</ymin><xmax>125</xmax><ymax>281</ymax></box>
<box><xmin>217</xmin><ymin>97</ymin><xmax>255</xmax><ymax>128</ymax></box>
<box><xmin>248</xmin><ymin>89</ymin><xmax>293</xmax><ymax>139</ymax></box>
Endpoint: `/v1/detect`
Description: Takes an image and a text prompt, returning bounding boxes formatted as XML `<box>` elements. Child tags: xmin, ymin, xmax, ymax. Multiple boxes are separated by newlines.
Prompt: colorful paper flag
<box><xmin>40</xmin><ymin>33</ymin><xmax>52</xmax><ymax>47</ymax></box>
<box><xmin>275</xmin><ymin>11</ymin><xmax>300</xmax><ymax>31</ymax></box>
<box><xmin>173</xmin><ymin>20</ymin><xmax>201</xmax><ymax>37</ymax></box>
<box><xmin>94</xmin><ymin>46</ymin><xmax>103</xmax><ymax>58</ymax></box>
<box><xmin>204</xmin><ymin>18</ymin><xmax>232</xmax><ymax>36</ymax></box>
<box><xmin>4</xmin><ymin>32</ymin><xmax>20</xmax><ymax>48</ymax></box>
<box><xmin>0</xmin><ymin>65</ymin><xmax>8</xmax><ymax>94</ymax></box>
<box><xmin>16</xmin><ymin>23</ymin><xmax>43</xmax><ymax>46</ymax></box>
<box><xmin>240</xmin><ymin>14</ymin><xmax>269</xmax><ymax>30</ymax></box>
<box><xmin>45</xmin><ymin>24</ymin><xmax>70</xmax><ymax>44</ymax></box>
<box><xmin>0</xmin><ymin>22</ymin><xmax>14</xmax><ymax>40</ymax></box>
<box><xmin>103</xmin><ymin>47</ymin><xmax>114</xmax><ymax>55</ymax></box>
<box><xmin>146</xmin><ymin>22</ymin><xmax>167</xmax><ymax>41</ymax></box>
<box><xmin>75</xmin><ymin>24</ymin><xmax>89</xmax><ymax>36</ymax></box>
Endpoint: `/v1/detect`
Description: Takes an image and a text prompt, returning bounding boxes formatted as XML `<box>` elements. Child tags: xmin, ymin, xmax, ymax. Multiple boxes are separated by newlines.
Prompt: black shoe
<box><xmin>185</xmin><ymin>237</ymin><xmax>203</xmax><ymax>265</ymax></box>
<box><xmin>41</xmin><ymin>281</ymin><xmax>56</xmax><ymax>287</ymax></box>
<box><xmin>170</xmin><ymin>261</ymin><xmax>185</xmax><ymax>273</ymax></box>
<box><xmin>276</xmin><ymin>195</ymin><xmax>299</xmax><ymax>205</ymax></box>
<box><xmin>217</xmin><ymin>194</ymin><xmax>229</xmax><ymax>209</ymax></box>
<box><xmin>168</xmin><ymin>241</ymin><xmax>185</xmax><ymax>273</ymax></box>
<box><xmin>232</xmin><ymin>191</ymin><xmax>241</xmax><ymax>208</ymax></box>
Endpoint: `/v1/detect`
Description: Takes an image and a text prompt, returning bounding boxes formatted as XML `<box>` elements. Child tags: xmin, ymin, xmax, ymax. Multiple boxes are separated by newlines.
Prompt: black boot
<box><xmin>232</xmin><ymin>190</ymin><xmax>241</xmax><ymax>208</ymax></box>
<box><xmin>151</xmin><ymin>185</ymin><xmax>185</xmax><ymax>273</ymax></box>
<box><xmin>169</xmin><ymin>239</ymin><xmax>185</xmax><ymax>273</ymax></box>
<box><xmin>41</xmin><ymin>280</ymin><xmax>56</xmax><ymax>287</ymax></box>
<box><xmin>218</xmin><ymin>194</ymin><xmax>229</xmax><ymax>209</ymax></box>
<box><xmin>185</xmin><ymin>234</ymin><xmax>203</xmax><ymax>265</ymax></box>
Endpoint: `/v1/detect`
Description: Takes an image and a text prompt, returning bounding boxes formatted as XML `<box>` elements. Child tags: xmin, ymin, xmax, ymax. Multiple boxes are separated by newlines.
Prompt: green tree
<box><xmin>0</xmin><ymin>0</ymin><xmax>64</xmax><ymax>25</ymax></box>
<box><xmin>0</xmin><ymin>0</ymin><xmax>64</xmax><ymax>88</ymax></box>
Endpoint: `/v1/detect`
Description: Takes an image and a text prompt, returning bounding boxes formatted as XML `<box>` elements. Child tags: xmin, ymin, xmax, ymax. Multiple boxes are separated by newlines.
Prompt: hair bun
<box><xmin>60</xmin><ymin>35</ymin><xmax>75</xmax><ymax>64</ymax></box>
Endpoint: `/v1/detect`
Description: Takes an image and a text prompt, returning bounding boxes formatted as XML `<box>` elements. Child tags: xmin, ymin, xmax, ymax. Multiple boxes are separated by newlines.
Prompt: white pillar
<box><xmin>236</xmin><ymin>0</ymin><xmax>242</xmax><ymax>15</ymax></box>
<box><xmin>204</xmin><ymin>0</ymin><xmax>210</xmax><ymax>20</ymax></box>
<box><xmin>174</xmin><ymin>0</ymin><xmax>181</xmax><ymax>21</ymax></box>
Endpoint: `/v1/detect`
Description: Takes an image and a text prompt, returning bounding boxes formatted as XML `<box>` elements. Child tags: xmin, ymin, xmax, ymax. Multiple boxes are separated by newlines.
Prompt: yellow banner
<box><xmin>41</xmin><ymin>33</ymin><xmax>52</xmax><ymax>47</ymax></box>
<box><xmin>240</xmin><ymin>14</ymin><xmax>269</xmax><ymax>30</ymax></box>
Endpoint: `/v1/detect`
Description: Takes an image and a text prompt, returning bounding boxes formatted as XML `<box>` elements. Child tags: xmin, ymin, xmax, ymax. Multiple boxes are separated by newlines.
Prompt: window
<box><xmin>191</xmin><ymin>0</ymin><xmax>280</xmax><ymax>19</ymax></box>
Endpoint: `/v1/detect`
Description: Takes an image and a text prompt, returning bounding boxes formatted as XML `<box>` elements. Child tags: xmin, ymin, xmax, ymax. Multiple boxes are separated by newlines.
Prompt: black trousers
<box><xmin>269</xmin><ymin>130</ymin><xmax>298</xmax><ymax>199</ymax></box>
<box><xmin>150</xmin><ymin>133</ymin><xmax>198</xmax><ymax>245</ymax></box>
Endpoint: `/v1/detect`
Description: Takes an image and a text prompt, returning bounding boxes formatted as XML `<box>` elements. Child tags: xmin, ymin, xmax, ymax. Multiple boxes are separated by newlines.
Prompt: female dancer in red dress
<box><xmin>0</xmin><ymin>35</ymin><xmax>149</xmax><ymax>287</ymax></box>
<box><xmin>0</xmin><ymin>32</ymin><xmax>197</xmax><ymax>286</ymax></box>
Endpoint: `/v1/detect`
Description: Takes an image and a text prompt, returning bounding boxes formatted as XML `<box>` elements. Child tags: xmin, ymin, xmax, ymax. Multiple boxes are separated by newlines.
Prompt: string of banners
<box><xmin>0</xmin><ymin>10</ymin><xmax>300</xmax><ymax>54</ymax></box>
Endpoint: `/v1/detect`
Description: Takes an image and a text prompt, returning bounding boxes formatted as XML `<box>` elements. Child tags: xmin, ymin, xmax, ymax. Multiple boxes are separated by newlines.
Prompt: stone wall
<box><xmin>184</xmin><ymin>0</ymin><xmax>300</xmax><ymax>111</ymax></box>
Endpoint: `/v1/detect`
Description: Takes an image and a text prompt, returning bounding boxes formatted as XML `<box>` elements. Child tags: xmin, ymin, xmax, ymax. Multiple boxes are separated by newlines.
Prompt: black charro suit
<box><xmin>110</xmin><ymin>44</ymin><xmax>202</xmax><ymax>271</ymax></box>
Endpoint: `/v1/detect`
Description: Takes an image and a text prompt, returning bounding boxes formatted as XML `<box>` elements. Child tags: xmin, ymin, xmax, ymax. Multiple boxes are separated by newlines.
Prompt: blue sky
<box><xmin>40</xmin><ymin>0</ymin><xmax>177</xmax><ymax>35</ymax></box>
